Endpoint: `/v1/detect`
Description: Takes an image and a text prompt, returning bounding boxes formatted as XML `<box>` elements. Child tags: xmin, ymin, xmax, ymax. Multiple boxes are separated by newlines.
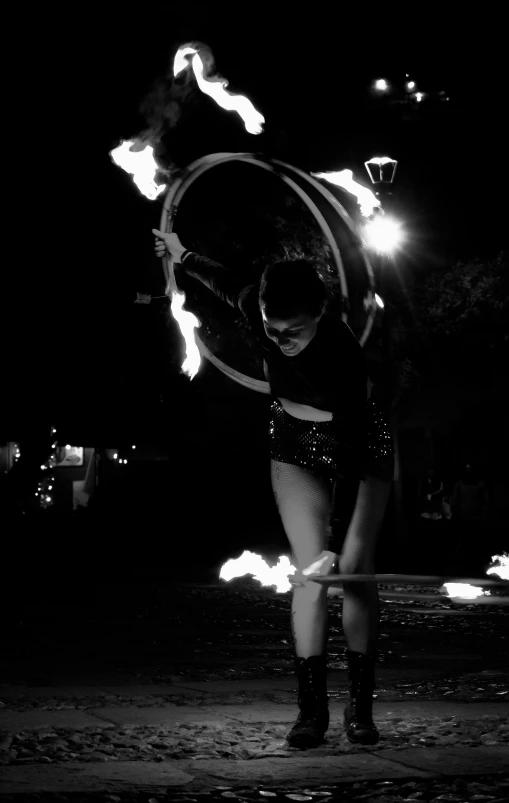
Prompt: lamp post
<box><xmin>364</xmin><ymin>156</ymin><xmax>406</xmax><ymax>550</ymax></box>
<box><xmin>364</xmin><ymin>156</ymin><xmax>399</xmax><ymax>404</ymax></box>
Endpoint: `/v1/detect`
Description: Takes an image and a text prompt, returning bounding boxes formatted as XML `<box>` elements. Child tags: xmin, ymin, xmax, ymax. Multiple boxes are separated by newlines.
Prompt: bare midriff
<box><xmin>278</xmin><ymin>397</ymin><xmax>333</xmax><ymax>422</ymax></box>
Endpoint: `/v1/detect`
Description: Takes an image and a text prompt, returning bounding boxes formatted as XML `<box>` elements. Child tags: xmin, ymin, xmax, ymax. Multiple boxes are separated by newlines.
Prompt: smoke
<box><xmin>138</xmin><ymin>41</ymin><xmax>216</xmax><ymax>146</ymax></box>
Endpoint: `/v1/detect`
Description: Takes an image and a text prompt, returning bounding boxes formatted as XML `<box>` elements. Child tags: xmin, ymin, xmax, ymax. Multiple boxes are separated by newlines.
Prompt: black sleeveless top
<box><xmin>181</xmin><ymin>253</ymin><xmax>368</xmax><ymax>467</ymax></box>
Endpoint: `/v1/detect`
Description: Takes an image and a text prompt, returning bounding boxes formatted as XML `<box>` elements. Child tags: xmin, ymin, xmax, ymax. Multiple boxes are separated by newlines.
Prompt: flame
<box><xmin>442</xmin><ymin>583</ymin><xmax>488</xmax><ymax>600</ymax></box>
<box><xmin>219</xmin><ymin>550</ymin><xmax>337</xmax><ymax>594</ymax></box>
<box><xmin>487</xmin><ymin>552</ymin><xmax>509</xmax><ymax>580</ymax></box>
<box><xmin>173</xmin><ymin>46</ymin><xmax>264</xmax><ymax>135</ymax></box>
<box><xmin>219</xmin><ymin>550</ymin><xmax>296</xmax><ymax>593</ymax></box>
<box><xmin>110</xmin><ymin>139</ymin><xmax>166</xmax><ymax>200</ymax></box>
<box><xmin>311</xmin><ymin>169</ymin><xmax>380</xmax><ymax>218</ymax></box>
<box><xmin>442</xmin><ymin>554</ymin><xmax>509</xmax><ymax>600</ymax></box>
<box><xmin>170</xmin><ymin>291</ymin><xmax>201</xmax><ymax>379</ymax></box>
<box><xmin>219</xmin><ymin>552</ymin><xmax>509</xmax><ymax>600</ymax></box>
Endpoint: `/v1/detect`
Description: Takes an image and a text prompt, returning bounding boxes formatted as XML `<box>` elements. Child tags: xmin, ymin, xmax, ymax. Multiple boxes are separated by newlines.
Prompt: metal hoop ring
<box><xmin>160</xmin><ymin>153</ymin><xmax>376</xmax><ymax>393</ymax></box>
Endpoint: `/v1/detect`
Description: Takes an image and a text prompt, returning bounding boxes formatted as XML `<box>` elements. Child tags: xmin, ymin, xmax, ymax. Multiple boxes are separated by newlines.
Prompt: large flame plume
<box><xmin>169</xmin><ymin>291</ymin><xmax>201</xmax><ymax>379</ymax></box>
<box><xmin>109</xmin><ymin>139</ymin><xmax>166</xmax><ymax>200</ymax></box>
<box><xmin>173</xmin><ymin>44</ymin><xmax>265</xmax><ymax>135</ymax></box>
<box><xmin>219</xmin><ymin>551</ymin><xmax>298</xmax><ymax>594</ymax></box>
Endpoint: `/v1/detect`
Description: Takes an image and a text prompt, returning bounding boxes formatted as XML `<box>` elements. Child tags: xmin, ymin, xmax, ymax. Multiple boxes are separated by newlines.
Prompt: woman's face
<box><xmin>261</xmin><ymin>306</ymin><xmax>323</xmax><ymax>356</ymax></box>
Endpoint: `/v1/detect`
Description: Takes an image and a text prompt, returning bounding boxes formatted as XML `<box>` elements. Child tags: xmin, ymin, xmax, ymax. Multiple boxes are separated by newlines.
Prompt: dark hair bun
<box><xmin>259</xmin><ymin>260</ymin><xmax>328</xmax><ymax>320</ymax></box>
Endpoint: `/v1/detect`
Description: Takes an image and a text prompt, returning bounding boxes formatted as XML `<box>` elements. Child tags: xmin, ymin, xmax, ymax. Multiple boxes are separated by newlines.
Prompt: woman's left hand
<box><xmin>289</xmin><ymin>551</ymin><xmax>337</xmax><ymax>586</ymax></box>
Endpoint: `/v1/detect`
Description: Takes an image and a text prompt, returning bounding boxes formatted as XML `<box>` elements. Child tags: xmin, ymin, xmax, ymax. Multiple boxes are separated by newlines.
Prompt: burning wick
<box><xmin>312</xmin><ymin>169</ymin><xmax>380</xmax><ymax>218</ymax></box>
<box><xmin>109</xmin><ymin>139</ymin><xmax>166</xmax><ymax>200</ymax></box>
<box><xmin>169</xmin><ymin>291</ymin><xmax>201</xmax><ymax>379</ymax></box>
<box><xmin>173</xmin><ymin>45</ymin><xmax>265</xmax><ymax>135</ymax></box>
<box><xmin>220</xmin><ymin>550</ymin><xmax>298</xmax><ymax>594</ymax></box>
<box><xmin>441</xmin><ymin>583</ymin><xmax>489</xmax><ymax>600</ymax></box>
<box><xmin>134</xmin><ymin>290</ymin><xmax>201</xmax><ymax>378</ymax></box>
<box><xmin>486</xmin><ymin>552</ymin><xmax>509</xmax><ymax>580</ymax></box>
<box><xmin>219</xmin><ymin>550</ymin><xmax>336</xmax><ymax>594</ymax></box>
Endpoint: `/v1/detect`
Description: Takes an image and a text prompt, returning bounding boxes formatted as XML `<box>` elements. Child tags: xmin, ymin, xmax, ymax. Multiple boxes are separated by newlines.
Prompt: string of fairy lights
<box><xmin>29</xmin><ymin>427</ymin><xmax>138</xmax><ymax>510</ymax></box>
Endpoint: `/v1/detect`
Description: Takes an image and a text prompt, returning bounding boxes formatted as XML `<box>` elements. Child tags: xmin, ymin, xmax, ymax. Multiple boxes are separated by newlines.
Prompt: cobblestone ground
<box><xmin>1</xmin><ymin>577</ymin><xmax>508</xmax><ymax>801</ymax></box>
<box><xmin>0</xmin><ymin>775</ymin><xmax>508</xmax><ymax>802</ymax></box>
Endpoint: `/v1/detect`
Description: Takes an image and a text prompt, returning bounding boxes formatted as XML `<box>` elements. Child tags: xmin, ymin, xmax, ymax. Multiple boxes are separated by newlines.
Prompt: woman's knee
<box><xmin>293</xmin><ymin>580</ymin><xmax>328</xmax><ymax>602</ymax></box>
<box><xmin>338</xmin><ymin>553</ymin><xmax>375</xmax><ymax>576</ymax></box>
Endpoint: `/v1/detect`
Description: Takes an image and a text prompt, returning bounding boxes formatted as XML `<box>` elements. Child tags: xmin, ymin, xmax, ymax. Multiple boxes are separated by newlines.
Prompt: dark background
<box><xmin>5</xmin><ymin>4</ymin><xmax>506</xmax><ymax>436</ymax></box>
<box><xmin>2</xmin><ymin>4</ymin><xmax>507</xmax><ymax>570</ymax></box>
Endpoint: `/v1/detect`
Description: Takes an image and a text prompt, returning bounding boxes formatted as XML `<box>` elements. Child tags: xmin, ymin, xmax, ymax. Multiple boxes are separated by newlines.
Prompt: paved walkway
<box><xmin>1</xmin><ymin>679</ymin><xmax>508</xmax><ymax>796</ymax></box>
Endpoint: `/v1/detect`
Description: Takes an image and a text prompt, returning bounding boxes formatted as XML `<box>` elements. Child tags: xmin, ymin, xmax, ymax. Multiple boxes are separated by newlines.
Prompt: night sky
<box><xmin>4</xmin><ymin>4</ymin><xmax>506</xmax><ymax>443</ymax></box>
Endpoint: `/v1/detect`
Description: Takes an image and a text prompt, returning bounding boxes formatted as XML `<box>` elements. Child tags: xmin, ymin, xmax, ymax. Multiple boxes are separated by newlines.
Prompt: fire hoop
<box><xmin>160</xmin><ymin>153</ymin><xmax>377</xmax><ymax>392</ymax></box>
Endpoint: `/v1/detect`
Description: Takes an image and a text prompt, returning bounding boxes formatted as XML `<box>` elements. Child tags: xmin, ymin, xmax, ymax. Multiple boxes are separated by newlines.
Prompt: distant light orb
<box><xmin>415</xmin><ymin>92</ymin><xmax>424</xmax><ymax>102</ymax></box>
<box><xmin>375</xmin><ymin>293</ymin><xmax>385</xmax><ymax>309</ymax></box>
<box><xmin>365</xmin><ymin>216</ymin><xmax>404</xmax><ymax>254</ymax></box>
<box><xmin>406</xmin><ymin>80</ymin><xmax>416</xmax><ymax>90</ymax></box>
<box><xmin>374</xmin><ymin>78</ymin><xmax>389</xmax><ymax>91</ymax></box>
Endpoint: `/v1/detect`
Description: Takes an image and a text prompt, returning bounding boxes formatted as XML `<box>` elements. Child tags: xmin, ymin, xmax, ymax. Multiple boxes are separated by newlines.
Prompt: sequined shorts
<box><xmin>269</xmin><ymin>397</ymin><xmax>394</xmax><ymax>485</ymax></box>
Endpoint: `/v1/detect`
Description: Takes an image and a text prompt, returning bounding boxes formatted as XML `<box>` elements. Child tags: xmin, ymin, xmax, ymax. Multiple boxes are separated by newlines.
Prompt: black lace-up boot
<box><xmin>343</xmin><ymin>649</ymin><xmax>380</xmax><ymax>745</ymax></box>
<box><xmin>287</xmin><ymin>654</ymin><xmax>329</xmax><ymax>749</ymax></box>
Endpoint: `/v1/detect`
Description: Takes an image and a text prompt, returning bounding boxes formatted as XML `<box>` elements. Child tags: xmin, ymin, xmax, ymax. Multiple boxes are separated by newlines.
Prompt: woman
<box><xmin>153</xmin><ymin>228</ymin><xmax>394</xmax><ymax>749</ymax></box>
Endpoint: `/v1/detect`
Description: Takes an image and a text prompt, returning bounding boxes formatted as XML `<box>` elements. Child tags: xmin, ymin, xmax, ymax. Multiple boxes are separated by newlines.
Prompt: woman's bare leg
<box><xmin>338</xmin><ymin>474</ymin><xmax>392</xmax><ymax>654</ymax></box>
<box><xmin>271</xmin><ymin>460</ymin><xmax>333</xmax><ymax>657</ymax></box>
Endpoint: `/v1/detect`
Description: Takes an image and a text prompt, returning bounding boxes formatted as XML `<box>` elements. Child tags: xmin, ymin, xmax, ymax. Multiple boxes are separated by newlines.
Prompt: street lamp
<box><xmin>364</xmin><ymin>213</ymin><xmax>403</xmax><ymax>254</ymax></box>
<box><xmin>363</xmin><ymin>153</ymin><xmax>401</xmax><ymax>401</ymax></box>
<box><xmin>364</xmin><ymin>154</ymin><xmax>404</xmax><ymax>534</ymax></box>
<box><xmin>364</xmin><ymin>156</ymin><xmax>398</xmax><ymax>190</ymax></box>
<box><xmin>363</xmin><ymin>156</ymin><xmax>401</xmax><ymax>257</ymax></box>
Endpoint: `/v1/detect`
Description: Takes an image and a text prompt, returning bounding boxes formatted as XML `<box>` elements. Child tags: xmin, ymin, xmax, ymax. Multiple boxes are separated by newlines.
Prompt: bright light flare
<box><xmin>109</xmin><ymin>139</ymin><xmax>166</xmax><ymax>200</ymax></box>
<box><xmin>365</xmin><ymin>216</ymin><xmax>404</xmax><ymax>253</ymax></box>
<box><xmin>375</xmin><ymin>293</ymin><xmax>384</xmax><ymax>309</ymax></box>
<box><xmin>374</xmin><ymin>78</ymin><xmax>389</xmax><ymax>91</ymax></box>
<box><xmin>170</xmin><ymin>291</ymin><xmax>201</xmax><ymax>379</ymax></box>
<box><xmin>312</xmin><ymin>169</ymin><xmax>380</xmax><ymax>218</ymax></box>
<box><xmin>174</xmin><ymin>46</ymin><xmax>264</xmax><ymax>135</ymax></box>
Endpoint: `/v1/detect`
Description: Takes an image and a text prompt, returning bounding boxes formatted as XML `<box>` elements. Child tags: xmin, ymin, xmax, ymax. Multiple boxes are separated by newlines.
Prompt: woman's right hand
<box><xmin>152</xmin><ymin>229</ymin><xmax>186</xmax><ymax>263</ymax></box>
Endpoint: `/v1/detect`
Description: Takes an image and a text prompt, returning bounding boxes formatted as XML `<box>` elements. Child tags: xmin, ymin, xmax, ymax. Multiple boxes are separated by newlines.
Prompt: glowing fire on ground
<box><xmin>109</xmin><ymin>139</ymin><xmax>166</xmax><ymax>200</ymax></box>
<box><xmin>170</xmin><ymin>291</ymin><xmax>201</xmax><ymax>379</ymax></box>
<box><xmin>174</xmin><ymin>45</ymin><xmax>265</xmax><ymax>135</ymax></box>
<box><xmin>219</xmin><ymin>551</ymin><xmax>509</xmax><ymax>600</ymax></box>
<box><xmin>311</xmin><ymin>169</ymin><xmax>381</xmax><ymax>218</ymax></box>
